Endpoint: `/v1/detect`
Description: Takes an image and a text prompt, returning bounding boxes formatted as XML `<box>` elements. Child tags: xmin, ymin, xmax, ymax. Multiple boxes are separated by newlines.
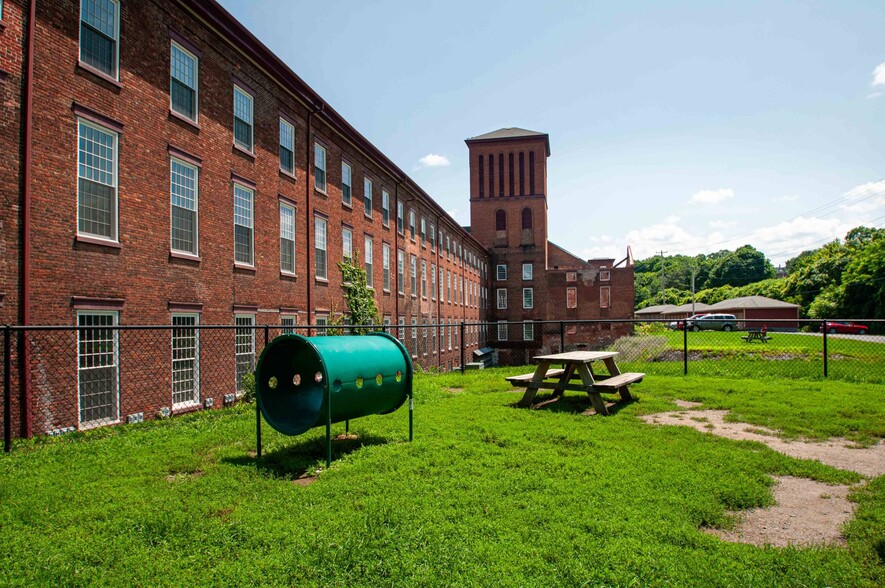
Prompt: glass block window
<box><xmin>497</xmin><ymin>288</ymin><xmax>507</xmax><ymax>309</ymax></box>
<box><xmin>171</xmin><ymin>42</ymin><xmax>198</xmax><ymax>120</ymax></box>
<box><xmin>77</xmin><ymin>120</ymin><xmax>118</xmax><ymax>241</ymax></box>
<box><xmin>382</xmin><ymin>243</ymin><xmax>391</xmax><ymax>291</ymax></box>
<box><xmin>342</xmin><ymin>162</ymin><xmax>352</xmax><ymax>206</ymax></box>
<box><xmin>280</xmin><ymin>202</ymin><xmax>296</xmax><ymax>274</ymax></box>
<box><xmin>172</xmin><ymin>314</ymin><xmax>199</xmax><ymax>407</ymax></box>
<box><xmin>522</xmin><ymin>263</ymin><xmax>533</xmax><ymax>281</ymax></box>
<box><xmin>364</xmin><ymin>235</ymin><xmax>374</xmax><ymax>288</ymax></box>
<box><xmin>280</xmin><ymin>118</ymin><xmax>295</xmax><ymax>175</ymax></box>
<box><xmin>382</xmin><ymin>190</ymin><xmax>390</xmax><ymax>225</ymax></box>
<box><xmin>233</xmin><ymin>86</ymin><xmax>253</xmax><ymax>151</ymax></box>
<box><xmin>233</xmin><ymin>184</ymin><xmax>254</xmax><ymax>265</ymax></box>
<box><xmin>80</xmin><ymin>0</ymin><xmax>119</xmax><ymax>78</ymax></box>
<box><xmin>523</xmin><ymin>288</ymin><xmax>534</xmax><ymax>309</ymax></box>
<box><xmin>235</xmin><ymin>315</ymin><xmax>255</xmax><ymax>394</ymax></box>
<box><xmin>496</xmin><ymin>264</ymin><xmax>507</xmax><ymax>281</ymax></box>
<box><xmin>397</xmin><ymin>250</ymin><xmax>404</xmax><ymax>294</ymax></box>
<box><xmin>170</xmin><ymin>158</ymin><xmax>198</xmax><ymax>255</ymax></box>
<box><xmin>315</xmin><ymin>216</ymin><xmax>328</xmax><ymax>279</ymax></box>
<box><xmin>314</xmin><ymin>143</ymin><xmax>327</xmax><ymax>192</ymax></box>
<box><xmin>77</xmin><ymin>311</ymin><xmax>119</xmax><ymax>426</ymax></box>
<box><xmin>364</xmin><ymin>177</ymin><xmax>373</xmax><ymax>217</ymax></box>
<box><xmin>342</xmin><ymin>227</ymin><xmax>353</xmax><ymax>263</ymax></box>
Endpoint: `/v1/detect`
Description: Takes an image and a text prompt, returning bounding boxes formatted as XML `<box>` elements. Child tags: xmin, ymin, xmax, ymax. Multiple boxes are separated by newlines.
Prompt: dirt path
<box><xmin>640</xmin><ymin>400</ymin><xmax>883</xmax><ymax>547</ymax></box>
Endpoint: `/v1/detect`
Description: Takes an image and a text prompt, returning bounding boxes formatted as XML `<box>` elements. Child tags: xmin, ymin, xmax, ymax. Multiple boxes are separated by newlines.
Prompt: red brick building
<box><xmin>466</xmin><ymin>128</ymin><xmax>635</xmax><ymax>363</ymax></box>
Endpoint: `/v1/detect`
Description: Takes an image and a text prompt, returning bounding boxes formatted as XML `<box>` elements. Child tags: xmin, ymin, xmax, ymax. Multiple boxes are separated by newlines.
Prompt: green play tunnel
<box><xmin>255</xmin><ymin>332</ymin><xmax>413</xmax><ymax>437</ymax></box>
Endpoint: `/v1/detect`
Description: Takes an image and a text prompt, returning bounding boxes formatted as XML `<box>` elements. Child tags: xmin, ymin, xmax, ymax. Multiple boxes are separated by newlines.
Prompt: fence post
<box><xmin>4</xmin><ymin>326</ymin><xmax>11</xmax><ymax>453</ymax></box>
<box><xmin>822</xmin><ymin>319</ymin><xmax>828</xmax><ymax>378</ymax></box>
<box><xmin>460</xmin><ymin>322</ymin><xmax>465</xmax><ymax>373</ymax></box>
<box><xmin>683</xmin><ymin>324</ymin><xmax>688</xmax><ymax>375</ymax></box>
<box><xmin>559</xmin><ymin>321</ymin><xmax>565</xmax><ymax>353</ymax></box>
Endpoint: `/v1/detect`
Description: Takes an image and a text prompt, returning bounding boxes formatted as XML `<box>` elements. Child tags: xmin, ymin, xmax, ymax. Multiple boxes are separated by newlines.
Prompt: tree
<box><xmin>337</xmin><ymin>254</ymin><xmax>380</xmax><ymax>334</ymax></box>
<box><xmin>706</xmin><ymin>245</ymin><xmax>776</xmax><ymax>288</ymax></box>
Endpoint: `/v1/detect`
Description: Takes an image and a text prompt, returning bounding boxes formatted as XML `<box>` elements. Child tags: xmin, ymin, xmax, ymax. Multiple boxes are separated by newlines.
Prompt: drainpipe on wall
<box><xmin>19</xmin><ymin>0</ymin><xmax>37</xmax><ymax>437</ymax></box>
<box><xmin>304</xmin><ymin>103</ymin><xmax>323</xmax><ymax>335</ymax></box>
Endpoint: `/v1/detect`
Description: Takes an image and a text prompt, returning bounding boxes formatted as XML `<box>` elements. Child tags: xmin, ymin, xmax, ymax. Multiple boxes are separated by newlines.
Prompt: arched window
<box><xmin>521</xmin><ymin>207</ymin><xmax>533</xmax><ymax>229</ymax></box>
<box><xmin>495</xmin><ymin>209</ymin><xmax>507</xmax><ymax>231</ymax></box>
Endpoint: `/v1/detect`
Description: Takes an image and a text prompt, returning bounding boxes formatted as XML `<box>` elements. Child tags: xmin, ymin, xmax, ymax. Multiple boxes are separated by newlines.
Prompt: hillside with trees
<box><xmin>634</xmin><ymin>227</ymin><xmax>885</xmax><ymax>319</ymax></box>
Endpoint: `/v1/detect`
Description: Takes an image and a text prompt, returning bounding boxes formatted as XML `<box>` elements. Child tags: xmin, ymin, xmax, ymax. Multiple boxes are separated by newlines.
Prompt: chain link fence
<box><xmin>3</xmin><ymin>319</ymin><xmax>884</xmax><ymax>451</ymax></box>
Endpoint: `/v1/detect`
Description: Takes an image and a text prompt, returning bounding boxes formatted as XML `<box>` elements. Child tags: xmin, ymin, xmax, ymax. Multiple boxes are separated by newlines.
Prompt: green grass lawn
<box><xmin>2</xmin><ymin>370</ymin><xmax>884</xmax><ymax>587</ymax></box>
<box><xmin>610</xmin><ymin>329</ymin><xmax>885</xmax><ymax>383</ymax></box>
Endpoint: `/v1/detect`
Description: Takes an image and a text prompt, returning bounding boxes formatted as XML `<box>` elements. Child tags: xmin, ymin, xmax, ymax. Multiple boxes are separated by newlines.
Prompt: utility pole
<box><xmin>659</xmin><ymin>250</ymin><xmax>667</xmax><ymax>304</ymax></box>
<box><xmin>691</xmin><ymin>264</ymin><xmax>697</xmax><ymax>315</ymax></box>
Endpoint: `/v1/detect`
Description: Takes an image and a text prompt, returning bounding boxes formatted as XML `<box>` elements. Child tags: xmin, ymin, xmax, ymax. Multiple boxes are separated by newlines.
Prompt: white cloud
<box><xmin>709</xmin><ymin>220</ymin><xmax>738</xmax><ymax>230</ymax></box>
<box><xmin>690</xmin><ymin>188</ymin><xmax>735</xmax><ymax>204</ymax></box>
<box><xmin>774</xmin><ymin>194</ymin><xmax>800</xmax><ymax>202</ymax></box>
<box><xmin>873</xmin><ymin>62</ymin><xmax>885</xmax><ymax>87</ymax></box>
<box><xmin>415</xmin><ymin>154</ymin><xmax>450</xmax><ymax>169</ymax></box>
<box><xmin>664</xmin><ymin>214</ymin><xmax>681</xmax><ymax>224</ymax></box>
<box><xmin>840</xmin><ymin>180</ymin><xmax>885</xmax><ymax>214</ymax></box>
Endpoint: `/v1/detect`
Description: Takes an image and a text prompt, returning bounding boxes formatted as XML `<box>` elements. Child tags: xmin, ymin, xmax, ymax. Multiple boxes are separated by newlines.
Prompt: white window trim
<box><xmin>233</xmin><ymin>182</ymin><xmax>255</xmax><ymax>267</ymax></box>
<box><xmin>279</xmin><ymin>117</ymin><xmax>296</xmax><ymax>176</ymax></box>
<box><xmin>76</xmin><ymin>310</ymin><xmax>120</xmax><ymax>428</ymax></box>
<box><xmin>496</xmin><ymin>264</ymin><xmax>507</xmax><ymax>281</ymax></box>
<box><xmin>342</xmin><ymin>227</ymin><xmax>353</xmax><ymax>263</ymax></box>
<box><xmin>342</xmin><ymin>161</ymin><xmax>353</xmax><ymax>207</ymax></box>
<box><xmin>233</xmin><ymin>85</ymin><xmax>254</xmax><ymax>153</ymax></box>
<box><xmin>315</xmin><ymin>216</ymin><xmax>329</xmax><ymax>280</ymax></box>
<box><xmin>314</xmin><ymin>142</ymin><xmax>327</xmax><ymax>194</ymax></box>
<box><xmin>79</xmin><ymin>0</ymin><xmax>121</xmax><ymax>81</ymax></box>
<box><xmin>364</xmin><ymin>177</ymin><xmax>373</xmax><ymax>219</ymax></box>
<box><xmin>382</xmin><ymin>190</ymin><xmax>390</xmax><ymax>226</ymax></box>
<box><xmin>171</xmin><ymin>312</ymin><xmax>200</xmax><ymax>410</ymax></box>
<box><xmin>523</xmin><ymin>321</ymin><xmax>534</xmax><ymax>341</ymax></box>
<box><xmin>76</xmin><ymin>118</ymin><xmax>119</xmax><ymax>244</ymax></box>
<box><xmin>170</xmin><ymin>156</ymin><xmax>199</xmax><ymax>257</ymax></box>
<box><xmin>382</xmin><ymin>243</ymin><xmax>391</xmax><ymax>292</ymax></box>
<box><xmin>497</xmin><ymin>321</ymin><xmax>508</xmax><ymax>341</ymax></box>
<box><xmin>281</xmin><ymin>315</ymin><xmax>298</xmax><ymax>335</ymax></box>
<box><xmin>522</xmin><ymin>263</ymin><xmax>533</xmax><ymax>281</ymax></box>
<box><xmin>279</xmin><ymin>201</ymin><xmax>296</xmax><ymax>275</ymax></box>
<box><xmin>523</xmin><ymin>287</ymin><xmax>534</xmax><ymax>310</ymax></box>
<box><xmin>497</xmin><ymin>288</ymin><xmax>507</xmax><ymax>310</ymax></box>
<box><xmin>170</xmin><ymin>40</ymin><xmax>199</xmax><ymax>123</ymax></box>
<box><xmin>364</xmin><ymin>235</ymin><xmax>374</xmax><ymax>288</ymax></box>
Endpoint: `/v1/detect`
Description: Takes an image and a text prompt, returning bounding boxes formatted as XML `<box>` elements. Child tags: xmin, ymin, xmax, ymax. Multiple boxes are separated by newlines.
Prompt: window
<box><xmin>429</xmin><ymin>224</ymin><xmax>435</xmax><ymax>250</ymax></box>
<box><xmin>409</xmin><ymin>210</ymin><xmax>416</xmax><ymax>240</ymax></box>
<box><xmin>497</xmin><ymin>322</ymin><xmax>508</xmax><ymax>341</ymax></box>
<box><xmin>341</xmin><ymin>162</ymin><xmax>352</xmax><ymax>206</ymax></box>
<box><xmin>519</xmin><ymin>152</ymin><xmax>525</xmax><ymax>195</ymax></box>
<box><xmin>281</xmin><ymin>316</ymin><xmax>297</xmax><ymax>335</ymax></box>
<box><xmin>382</xmin><ymin>244</ymin><xmax>391</xmax><ymax>291</ymax></box>
<box><xmin>397</xmin><ymin>317</ymin><xmax>405</xmax><ymax>343</ymax></box>
<box><xmin>446</xmin><ymin>236</ymin><xmax>450</xmax><ymax>260</ymax></box>
<box><xmin>314</xmin><ymin>143</ymin><xmax>327</xmax><ymax>193</ymax></box>
<box><xmin>566</xmin><ymin>272</ymin><xmax>577</xmax><ymax>282</ymax></box>
<box><xmin>432</xmin><ymin>321</ymin><xmax>437</xmax><ymax>353</ymax></box>
<box><xmin>342</xmin><ymin>227</ymin><xmax>353</xmax><ymax>262</ymax></box>
<box><xmin>496</xmin><ymin>264</ymin><xmax>507</xmax><ymax>281</ymax></box>
<box><xmin>421</xmin><ymin>260</ymin><xmax>427</xmax><ymax>298</ymax></box>
<box><xmin>523</xmin><ymin>288</ymin><xmax>534</xmax><ymax>309</ymax></box>
<box><xmin>77</xmin><ymin>120</ymin><xmax>118</xmax><ymax>241</ymax></box>
<box><xmin>315</xmin><ymin>216</ymin><xmax>328</xmax><ymax>279</ymax></box>
<box><xmin>439</xmin><ymin>267</ymin><xmax>444</xmax><ymax>300</ymax></box>
<box><xmin>171</xmin><ymin>42</ymin><xmax>198</xmax><ymax>121</ymax></box>
<box><xmin>600</xmin><ymin>286</ymin><xmax>611</xmax><ymax>309</ymax></box>
<box><xmin>364</xmin><ymin>177</ymin><xmax>373</xmax><ymax>218</ymax></box>
<box><xmin>496</xmin><ymin>209</ymin><xmax>506</xmax><ymax>231</ymax></box>
<box><xmin>77</xmin><ymin>311</ymin><xmax>119</xmax><ymax>426</ymax></box>
<box><xmin>529</xmin><ymin>152</ymin><xmax>535</xmax><ymax>194</ymax></box>
<box><xmin>233</xmin><ymin>184</ymin><xmax>254</xmax><ymax>265</ymax></box>
<box><xmin>521</xmin><ymin>207</ymin><xmax>533</xmax><ymax>229</ymax></box>
<box><xmin>235</xmin><ymin>315</ymin><xmax>255</xmax><ymax>394</ymax></box>
<box><xmin>522</xmin><ymin>263</ymin><xmax>532</xmax><ymax>281</ymax></box>
<box><xmin>233</xmin><ymin>85</ymin><xmax>253</xmax><ymax>152</ymax></box>
<box><xmin>364</xmin><ymin>236</ymin><xmax>374</xmax><ymax>288</ymax></box>
<box><xmin>397</xmin><ymin>201</ymin><xmax>404</xmax><ymax>233</ymax></box>
<box><xmin>497</xmin><ymin>288</ymin><xmax>507</xmax><ymax>309</ymax></box>
<box><xmin>448</xmin><ymin>322</ymin><xmax>453</xmax><ymax>351</ymax></box>
<box><xmin>397</xmin><ymin>250</ymin><xmax>405</xmax><ymax>294</ymax></box>
<box><xmin>478</xmin><ymin>154</ymin><xmax>484</xmax><ymax>198</ymax></box>
<box><xmin>170</xmin><ymin>158</ymin><xmax>198</xmax><ymax>255</ymax></box>
<box><xmin>566</xmin><ymin>287</ymin><xmax>577</xmax><ymax>309</ymax></box>
<box><xmin>382</xmin><ymin>190</ymin><xmax>390</xmax><ymax>226</ymax></box>
<box><xmin>80</xmin><ymin>0</ymin><xmax>119</xmax><ymax>78</ymax></box>
<box><xmin>420</xmin><ymin>218</ymin><xmax>426</xmax><ymax>245</ymax></box>
<box><xmin>422</xmin><ymin>319</ymin><xmax>428</xmax><ymax>356</ymax></box>
<box><xmin>411</xmin><ymin>318</ymin><xmax>418</xmax><ymax>356</ymax></box>
<box><xmin>600</xmin><ymin>270</ymin><xmax>611</xmax><ymax>282</ymax></box>
<box><xmin>280</xmin><ymin>202</ymin><xmax>296</xmax><ymax>274</ymax></box>
<box><xmin>447</xmin><ymin>271</ymin><xmax>451</xmax><ymax>303</ymax></box>
<box><xmin>315</xmin><ymin>315</ymin><xmax>328</xmax><ymax>336</ymax></box>
<box><xmin>431</xmin><ymin>264</ymin><xmax>437</xmax><ymax>300</ymax></box>
<box><xmin>279</xmin><ymin>118</ymin><xmax>295</xmax><ymax>175</ymax></box>
<box><xmin>172</xmin><ymin>314</ymin><xmax>199</xmax><ymax>407</ymax></box>
<box><xmin>410</xmin><ymin>254</ymin><xmax>417</xmax><ymax>295</ymax></box>
<box><xmin>523</xmin><ymin>321</ymin><xmax>534</xmax><ymax>341</ymax></box>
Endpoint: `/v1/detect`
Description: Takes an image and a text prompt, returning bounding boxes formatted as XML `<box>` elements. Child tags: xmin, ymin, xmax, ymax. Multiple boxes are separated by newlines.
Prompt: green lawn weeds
<box><xmin>1</xmin><ymin>369</ymin><xmax>884</xmax><ymax>587</ymax></box>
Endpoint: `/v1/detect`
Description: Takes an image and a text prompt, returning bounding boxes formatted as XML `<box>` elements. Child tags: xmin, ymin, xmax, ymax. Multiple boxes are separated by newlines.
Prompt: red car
<box><xmin>821</xmin><ymin>322</ymin><xmax>869</xmax><ymax>335</ymax></box>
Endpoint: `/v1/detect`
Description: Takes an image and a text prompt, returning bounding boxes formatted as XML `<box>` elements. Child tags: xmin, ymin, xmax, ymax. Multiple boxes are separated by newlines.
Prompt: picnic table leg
<box><xmin>551</xmin><ymin>363</ymin><xmax>576</xmax><ymax>398</ymax></box>
<box><xmin>517</xmin><ymin>361</ymin><xmax>551</xmax><ymax>408</ymax></box>
<box><xmin>601</xmin><ymin>357</ymin><xmax>632</xmax><ymax>401</ymax></box>
<box><xmin>577</xmin><ymin>364</ymin><xmax>609</xmax><ymax>416</ymax></box>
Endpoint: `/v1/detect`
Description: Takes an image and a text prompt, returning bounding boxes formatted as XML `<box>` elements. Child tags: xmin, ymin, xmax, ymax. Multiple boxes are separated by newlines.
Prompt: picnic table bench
<box><xmin>741</xmin><ymin>329</ymin><xmax>771</xmax><ymax>343</ymax></box>
<box><xmin>505</xmin><ymin>351</ymin><xmax>644</xmax><ymax>415</ymax></box>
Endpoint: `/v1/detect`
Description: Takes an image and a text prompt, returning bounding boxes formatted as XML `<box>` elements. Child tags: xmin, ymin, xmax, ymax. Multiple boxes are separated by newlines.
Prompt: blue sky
<box><xmin>218</xmin><ymin>0</ymin><xmax>885</xmax><ymax>266</ymax></box>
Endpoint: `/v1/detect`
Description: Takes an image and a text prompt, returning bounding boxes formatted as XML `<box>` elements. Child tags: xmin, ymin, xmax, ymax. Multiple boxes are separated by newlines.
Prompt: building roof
<box><xmin>661</xmin><ymin>303</ymin><xmax>713</xmax><ymax>316</ymax></box>
<box><xmin>707</xmin><ymin>296</ymin><xmax>800</xmax><ymax>310</ymax></box>
<box><xmin>635</xmin><ymin>304</ymin><xmax>678</xmax><ymax>315</ymax></box>
<box><xmin>465</xmin><ymin>127</ymin><xmax>551</xmax><ymax>156</ymax></box>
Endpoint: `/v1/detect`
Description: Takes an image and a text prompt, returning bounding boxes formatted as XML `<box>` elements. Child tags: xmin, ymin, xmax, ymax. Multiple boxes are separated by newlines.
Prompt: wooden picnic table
<box><xmin>741</xmin><ymin>329</ymin><xmax>771</xmax><ymax>343</ymax></box>
<box><xmin>505</xmin><ymin>351</ymin><xmax>644</xmax><ymax>415</ymax></box>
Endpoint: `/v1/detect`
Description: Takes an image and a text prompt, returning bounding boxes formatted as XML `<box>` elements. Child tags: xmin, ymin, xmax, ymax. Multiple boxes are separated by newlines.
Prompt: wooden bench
<box><xmin>592</xmin><ymin>372</ymin><xmax>645</xmax><ymax>389</ymax></box>
<box><xmin>506</xmin><ymin>368</ymin><xmax>566</xmax><ymax>385</ymax></box>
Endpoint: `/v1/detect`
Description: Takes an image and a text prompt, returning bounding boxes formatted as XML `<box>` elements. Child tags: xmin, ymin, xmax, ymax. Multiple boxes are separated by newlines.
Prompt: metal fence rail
<box><xmin>3</xmin><ymin>319</ymin><xmax>884</xmax><ymax>451</ymax></box>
